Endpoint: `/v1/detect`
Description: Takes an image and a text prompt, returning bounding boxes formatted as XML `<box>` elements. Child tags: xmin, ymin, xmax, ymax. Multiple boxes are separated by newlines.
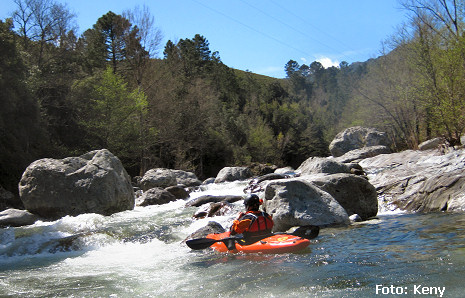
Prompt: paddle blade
<box><xmin>185</xmin><ymin>238</ymin><xmax>218</xmax><ymax>250</ymax></box>
<box><xmin>292</xmin><ymin>225</ymin><xmax>320</xmax><ymax>240</ymax></box>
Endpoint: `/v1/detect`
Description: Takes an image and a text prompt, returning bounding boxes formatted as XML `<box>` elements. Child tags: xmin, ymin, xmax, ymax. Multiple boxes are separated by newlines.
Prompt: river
<box><xmin>0</xmin><ymin>181</ymin><xmax>464</xmax><ymax>297</ymax></box>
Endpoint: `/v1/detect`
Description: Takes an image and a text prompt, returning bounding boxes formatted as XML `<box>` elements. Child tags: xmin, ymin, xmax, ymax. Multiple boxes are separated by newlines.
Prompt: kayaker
<box><xmin>230</xmin><ymin>194</ymin><xmax>274</xmax><ymax>245</ymax></box>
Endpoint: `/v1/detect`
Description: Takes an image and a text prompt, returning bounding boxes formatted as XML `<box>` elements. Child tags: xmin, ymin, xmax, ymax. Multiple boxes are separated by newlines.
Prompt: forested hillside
<box><xmin>1</xmin><ymin>0</ymin><xmax>464</xmax><ymax>194</ymax></box>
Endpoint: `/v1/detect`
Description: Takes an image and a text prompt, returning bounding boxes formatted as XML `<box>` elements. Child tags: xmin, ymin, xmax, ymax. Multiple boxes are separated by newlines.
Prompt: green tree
<box><xmin>81</xmin><ymin>11</ymin><xmax>146</xmax><ymax>75</ymax></box>
<box><xmin>400</xmin><ymin>0</ymin><xmax>465</xmax><ymax>144</ymax></box>
<box><xmin>81</xmin><ymin>67</ymin><xmax>148</xmax><ymax>168</ymax></box>
<box><xmin>0</xmin><ymin>19</ymin><xmax>44</xmax><ymax>193</ymax></box>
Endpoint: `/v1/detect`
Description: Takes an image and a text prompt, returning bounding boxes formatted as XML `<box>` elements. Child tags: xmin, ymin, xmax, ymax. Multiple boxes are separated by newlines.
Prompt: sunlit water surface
<box><xmin>1</xmin><ymin>181</ymin><xmax>464</xmax><ymax>297</ymax></box>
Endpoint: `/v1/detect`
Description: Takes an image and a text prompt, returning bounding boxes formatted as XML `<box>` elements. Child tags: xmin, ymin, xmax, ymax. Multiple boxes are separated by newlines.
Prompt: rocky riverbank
<box><xmin>1</xmin><ymin>126</ymin><xmax>464</xmax><ymax>229</ymax></box>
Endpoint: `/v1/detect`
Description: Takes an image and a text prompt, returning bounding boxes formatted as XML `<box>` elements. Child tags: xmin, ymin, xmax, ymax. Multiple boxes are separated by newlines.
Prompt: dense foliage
<box><xmin>1</xmin><ymin>0</ymin><xmax>464</xmax><ymax>194</ymax></box>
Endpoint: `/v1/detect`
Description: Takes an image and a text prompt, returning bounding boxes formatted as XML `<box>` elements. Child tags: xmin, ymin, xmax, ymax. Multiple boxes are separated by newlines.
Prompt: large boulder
<box><xmin>0</xmin><ymin>209</ymin><xmax>42</xmax><ymax>228</ymax></box>
<box><xmin>263</xmin><ymin>179</ymin><xmax>350</xmax><ymax>231</ymax></box>
<box><xmin>360</xmin><ymin>148</ymin><xmax>465</xmax><ymax>213</ymax></box>
<box><xmin>329</xmin><ymin>126</ymin><xmax>391</xmax><ymax>157</ymax></box>
<box><xmin>140</xmin><ymin>168</ymin><xmax>177</xmax><ymax>191</ymax></box>
<box><xmin>309</xmin><ymin>174</ymin><xmax>378</xmax><ymax>220</ymax></box>
<box><xmin>19</xmin><ymin>149</ymin><xmax>135</xmax><ymax>219</ymax></box>
<box><xmin>214</xmin><ymin>167</ymin><xmax>253</xmax><ymax>183</ymax></box>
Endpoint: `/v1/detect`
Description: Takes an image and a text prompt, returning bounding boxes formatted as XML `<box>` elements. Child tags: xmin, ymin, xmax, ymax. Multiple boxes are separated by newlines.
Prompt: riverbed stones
<box><xmin>263</xmin><ymin>179</ymin><xmax>350</xmax><ymax>231</ymax></box>
<box><xmin>19</xmin><ymin>149</ymin><xmax>135</xmax><ymax>219</ymax></box>
<box><xmin>329</xmin><ymin>126</ymin><xmax>391</xmax><ymax>157</ymax></box>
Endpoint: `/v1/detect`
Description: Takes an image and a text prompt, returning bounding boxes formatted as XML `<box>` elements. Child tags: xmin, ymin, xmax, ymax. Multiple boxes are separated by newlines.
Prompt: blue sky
<box><xmin>0</xmin><ymin>0</ymin><xmax>408</xmax><ymax>78</ymax></box>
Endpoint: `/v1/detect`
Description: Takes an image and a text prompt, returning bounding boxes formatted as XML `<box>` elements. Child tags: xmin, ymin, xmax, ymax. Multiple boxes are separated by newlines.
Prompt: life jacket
<box><xmin>240</xmin><ymin>211</ymin><xmax>274</xmax><ymax>237</ymax></box>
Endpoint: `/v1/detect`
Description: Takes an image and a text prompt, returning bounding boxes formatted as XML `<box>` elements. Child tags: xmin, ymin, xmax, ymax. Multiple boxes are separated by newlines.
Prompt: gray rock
<box><xmin>186</xmin><ymin>195</ymin><xmax>243</xmax><ymax>207</ymax></box>
<box><xmin>329</xmin><ymin>126</ymin><xmax>391</xmax><ymax>157</ymax></box>
<box><xmin>349</xmin><ymin>214</ymin><xmax>363</xmax><ymax>222</ymax></box>
<box><xmin>263</xmin><ymin>179</ymin><xmax>350</xmax><ymax>231</ymax></box>
<box><xmin>171</xmin><ymin>170</ymin><xmax>202</xmax><ymax>187</ymax></box>
<box><xmin>418</xmin><ymin>137</ymin><xmax>445</xmax><ymax>151</ymax></box>
<box><xmin>0</xmin><ymin>208</ymin><xmax>42</xmax><ymax>228</ymax></box>
<box><xmin>214</xmin><ymin>167</ymin><xmax>253</xmax><ymax>183</ymax></box>
<box><xmin>140</xmin><ymin>168</ymin><xmax>177</xmax><ymax>191</ymax></box>
<box><xmin>185</xmin><ymin>221</ymin><xmax>226</xmax><ymax>241</ymax></box>
<box><xmin>309</xmin><ymin>173</ymin><xmax>378</xmax><ymax>220</ymax></box>
<box><xmin>334</xmin><ymin>145</ymin><xmax>391</xmax><ymax>163</ymax></box>
<box><xmin>297</xmin><ymin>157</ymin><xmax>352</xmax><ymax>175</ymax></box>
<box><xmin>165</xmin><ymin>185</ymin><xmax>190</xmax><ymax>200</ymax></box>
<box><xmin>137</xmin><ymin>188</ymin><xmax>177</xmax><ymax>206</ymax></box>
<box><xmin>202</xmin><ymin>178</ymin><xmax>216</xmax><ymax>185</ymax></box>
<box><xmin>19</xmin><ymin>149</ymin><xmax>134</xmax><ymax>219</ymax></box>
<box><xmin>193</xmin><ymin>202</ymin><xmax>234</xmax><ymax>219</ymax></box>
<box><xmin>360</xmin><ymin>149</ymin><xmax>465</xmax><ymax>213</ymax></box>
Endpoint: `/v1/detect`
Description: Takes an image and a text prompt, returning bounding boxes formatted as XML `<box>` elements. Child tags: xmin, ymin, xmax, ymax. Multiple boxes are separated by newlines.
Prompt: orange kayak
<box><xmin>207</xmin><ymin>231</ymin><xmax>311</xmax><ymax>254</ymax></box>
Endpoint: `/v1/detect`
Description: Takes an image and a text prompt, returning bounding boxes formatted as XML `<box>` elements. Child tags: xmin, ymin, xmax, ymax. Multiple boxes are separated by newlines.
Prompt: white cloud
<box><xmin>316</xmin><ymin>57</ymin><xmax>340</xmax><ymax>68</ymax></box>
<box><xmin>300</xmin><ymin>57</ymin><xmax>307</xmax><ymax>63</ymax></box>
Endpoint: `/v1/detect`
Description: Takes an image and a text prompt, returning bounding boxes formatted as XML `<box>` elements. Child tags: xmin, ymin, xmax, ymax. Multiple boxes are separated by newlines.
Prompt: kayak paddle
<box><xmin>186</xmin><ymin>225</ymin><xmax>320</xmax><ymax>250</ymax></box>
<box><xmin>287</xmin><ymin>225</ymin><xmax>320</xmax><ymax>240</ymax></box>
<box><xmin>186</xmin><ymin>236</ymin><xmax>242</xmax><ymax>250</ymax></box>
